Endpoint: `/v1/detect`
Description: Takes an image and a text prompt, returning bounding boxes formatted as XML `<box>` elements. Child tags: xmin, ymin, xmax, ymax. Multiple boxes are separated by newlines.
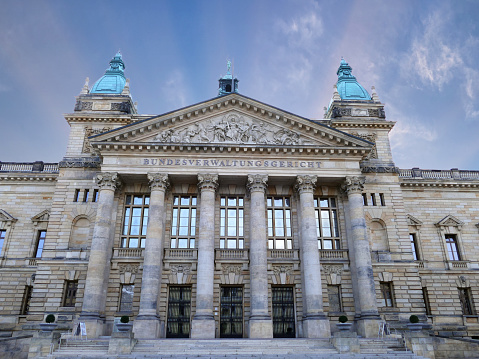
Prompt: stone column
<box><xmin>295</xmin><ymin>175</ymin><xmax>331</xmax><ymax>338</ymax></box>
<box><xmin>247</xmin><ymin>174</ymin><xmax>273</xmax><ymax>338</ymax></box>
<box><xmin>80</xmin><ymin>172</ymin><xmax>121</xmax><ymax>338</ymax></box>
<box><xmin>133</xmin><ymin>173</ymin><xmax>169</xmax><ymax>338</ymax></box>
<box><xmin>342</xmin><ymin>176</ymin><xmax>380</xmax><ymax>338</ymax></box>
<box><xmin>191</xmin><ymin>173</ymin><xmax>218</xmax><ymax>338</ymax></box>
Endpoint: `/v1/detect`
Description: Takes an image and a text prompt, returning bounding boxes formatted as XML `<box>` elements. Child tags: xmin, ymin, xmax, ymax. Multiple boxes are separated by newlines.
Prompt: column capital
<box><xmin>295</xmin><ymin>175</ymin><xmax>317</xmax><ymax>194</ymax></box>
<box><xmin>247</xmin><ymin>174</ymin><xmax>268</xmax><ymax>193</ymax></box>
<box><xmin>197</xmin><ymin>173</ymin><xmax>219</xmax><ymax>192</ymax></box>
<box><xmin>342</xmin><ymin>176</ymin><xmax>365</xmax><ymax>195</ymax></box>
<box><xmin>95</xmin><ymin>172</ymin><xmax>121</xmax><ymax>191</ymax></box>
<box><xmin>147</xmin><ymin>172</ymin><xmax>169</xmax><ymax>191</ymax></box>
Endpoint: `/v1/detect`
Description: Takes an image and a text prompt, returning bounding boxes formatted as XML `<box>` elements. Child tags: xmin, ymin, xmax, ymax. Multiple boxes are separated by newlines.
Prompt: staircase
<box><xmin>50</xmin><ymin>337</ymin><xmax>427</xmax><ymax>359</ymax></box>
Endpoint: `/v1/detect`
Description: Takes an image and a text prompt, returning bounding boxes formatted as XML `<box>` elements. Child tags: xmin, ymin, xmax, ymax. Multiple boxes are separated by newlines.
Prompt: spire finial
<box><xmin>80</xmin><ymin>77</ymin><xmax>90</xmax><ymax>95</ymax></box>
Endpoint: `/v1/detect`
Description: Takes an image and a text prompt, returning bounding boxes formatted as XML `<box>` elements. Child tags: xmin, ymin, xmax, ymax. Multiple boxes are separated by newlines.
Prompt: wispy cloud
<box><xmin>276</xmin><ymin>10</ymin><xmax>323</xmax><ymax>53</ymax></box>
<box><xmin>161</xmin><ymin>69</ymin><xmax>187</xmax><ymax>109</ymax></box>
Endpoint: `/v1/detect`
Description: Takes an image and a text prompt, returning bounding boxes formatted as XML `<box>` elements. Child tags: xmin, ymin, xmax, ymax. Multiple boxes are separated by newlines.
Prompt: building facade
<box><xmin>0</xmin><ymin>54</ymin><xmax>478</xmax><ymax>341</ymax></box>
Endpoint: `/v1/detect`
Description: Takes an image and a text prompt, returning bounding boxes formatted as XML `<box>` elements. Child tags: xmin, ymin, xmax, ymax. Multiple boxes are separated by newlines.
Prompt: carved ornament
<box><xmin>361</xmin><ymin>166</ymin><xmax>399</xmax><ymax>174</ymax></box>
<box><xmin>350</xmin><ymin>132</ymin><xmax>377</xmax><ymax>159</ymax></box>
<box><xmin>341</xmin><ymin>176</ymin><xmax>365</xmax><ymax>195</ymax></box>
<box><xmin>221</xmin><ymin>264</ymin><xmax>242</xmax><ymax>275</ymax></box>
<box><xmin>247</xmin><ymin>174</ymin><xmax>268</xmax><ymax>193</ymax></box>
<box><xmin>82</xmin><ymin>126</ymin><xmax>112</xmax><ymax>153</ymax></box>
<box><xmin>59</xmin><ymin>157</ymin><xmax>101</xmax><ymax>169</ymax></box>
<box><xmin>95</xmin><ymin>172</ymin><xmax>121</xmax><ymax>191</ymax></box>
<box><xmin>197</xmin><ymin>173</ymin><xmax>218</xmax><ymax>191</ymax></box>
<box><xmin>295</xmin><ymin>175</ymin><xmax>317</xmax><ymax>194</ymax></box>
<box><xmin>147</xmin><ymin>173</ymin><xmax>169</xmax><ymax>191</ymax></box>
<box><xmin>322</xmin><ymin>265</ymin><xmax>343</xmax><ymax>275</ymax></box>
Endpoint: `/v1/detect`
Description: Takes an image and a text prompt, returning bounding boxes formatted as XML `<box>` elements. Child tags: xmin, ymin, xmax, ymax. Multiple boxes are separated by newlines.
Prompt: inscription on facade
<box><xmin>142</xmin><ymin>158</ymin><xmax>321</xmax><ymax>168</ymax></box>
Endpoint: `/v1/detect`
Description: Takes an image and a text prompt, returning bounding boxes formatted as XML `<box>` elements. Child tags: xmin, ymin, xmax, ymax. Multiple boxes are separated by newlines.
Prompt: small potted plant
<box><xmin>406</xmin><ymin>314</ymin><xmax>422</xmax><ymax>331</ymax></box>
<box><xmin>116</xmin><ymin>315</ymin><xmax>133</xmax><ymax>332</ymax></box>
<box><xmin>40</xmin><ymin>314</ymin><xmax>57</xmax><ymax>332</ymax></box>
<box><xmin>336</xmin><ymin>315</ymin><xmax>353</xmax><ymax>331</ymax></box>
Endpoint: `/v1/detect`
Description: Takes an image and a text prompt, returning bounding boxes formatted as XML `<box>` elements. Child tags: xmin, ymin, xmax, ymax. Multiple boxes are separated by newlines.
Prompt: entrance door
<box><xmin>220</xmin><ymin>286</ymin><xmax>243</xmax><ymax>338</ymax></box>
<box><xmin>272</xmin><ymin>287</ymin><xmax>295</xmax><ymax>338</ymax></box>
<box><xmin>166</xmin><ymin>286</ymin><xmax>191</xmax><ymax>338</ymax></box>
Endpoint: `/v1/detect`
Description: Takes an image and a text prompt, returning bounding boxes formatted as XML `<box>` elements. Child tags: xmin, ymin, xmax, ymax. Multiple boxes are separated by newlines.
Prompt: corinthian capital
<box><xmin>295</xmin><ymin>175</ymin><xmax>317</xmax><ymax>194</ymax></box>
<box><xmin>247</xmin><ymin>174</ymin><xmax>268</xmax><ymax>193</ymax></box>
<box><xmin>342</xmin><ymin>176</ymin><xmax>365</xmax><ymax>195</ymax></box>
<box><xmin>197</xmin><ymin>173</ymin><xmax>219</xmax><ymax>192</ymax></box>
<box><xmin>147</xmin><ymin>172</ymin><xmax>170</xmax><ymax>191</ymax></box>
<box><xmin>95</xmin><ymin>172</ymin><xmax>121</xmax><ymax>191</ymax></box>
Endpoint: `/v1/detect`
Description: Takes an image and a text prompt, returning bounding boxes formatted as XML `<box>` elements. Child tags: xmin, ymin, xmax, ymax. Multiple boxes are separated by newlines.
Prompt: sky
<box><xmin>1</xmin><ymin>0</ymin><xmax>479</xmax><ymax>170</ymax></box>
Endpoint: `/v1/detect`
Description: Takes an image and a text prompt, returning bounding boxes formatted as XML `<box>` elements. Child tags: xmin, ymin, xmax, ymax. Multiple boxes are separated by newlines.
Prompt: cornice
<box><xmin>64</xmin><ymin>114</ymin><xmax>134</xmax><ymax>124</ymax></box>
<box><xmin>0</xmin><ymin>174</ymin><xmax>58</xmax><ymax>182</ymax></box>
<box><xmin>400</xmin><ymin>180</ymin><xmax>479</xmax><ymax>189</ymax></box>
<box><xmin>330</xmin><ymin>120</ymin><xmax>396</xmax><ymax>130</ymax></box>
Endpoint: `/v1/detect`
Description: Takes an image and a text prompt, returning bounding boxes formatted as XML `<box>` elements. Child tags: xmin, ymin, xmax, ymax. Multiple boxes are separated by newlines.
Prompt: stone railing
<box><xmin>164</xmin><ymin>248</ymin><xmax>198</xmax><ymax>260</ymax></box>
<box><xmin>215</xmin><ymin>249</ymin><xmax>249</xmax><ymax>260</ymax></box>
<box><xmin>113</xmin><ymin>247</ymin><xmax>144</xmax><ymax>258</ymax></box>
<box><xmin>320</xmin><ymin>249</ymin><xmax>349</xmax><ymax>260</ymax></box>
<box><xmin>0</xmin><ymin>161</ymin><xmax>59</xmax><ymax>173</ymax></box>
<box><xmin>399</xmin><ymin>168</ymin><xmax>479</xmax><ymax>180</ymax></box>
<box><xmin>448</xmin><ymin>260</ymin><xmax>470</xmax><ymax>270</ymax></box>
<box><xmin>25</xmin><ymin>258</ymin><xmax>38</xmax><ymax>266</ymax></box>
<box><xmin>268</xmin><ymin>249</ymin><xmax>299</xmax><ymax>260</ymax></box>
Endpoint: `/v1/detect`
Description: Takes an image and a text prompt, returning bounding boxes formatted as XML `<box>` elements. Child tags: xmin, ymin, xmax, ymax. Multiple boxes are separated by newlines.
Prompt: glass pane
<box><xmin>181</xmin><ymin>197</ymin><xmax>189</xmax><ymax>205</ymax></box>
<box><xmin>133</xmin><ymin>195</ymin><xmax>143</xmax><ymax>205</ymax></box>
<box><xmin>220</xmin><ymin>239</ymin><xmax>225</xmax><ymax>249</ymax></box>
<box><xmin>170</xmin><ymin>238</ymin><xmax>176</xmax><ymax>248</ymax></box>
<box><xmin>140</xmin><ymin>238</ymin><xmax>146</xmax><ymax>248</ymax></box>
<box><xmin>330</xmin><ymin>198</ymin><xmax>336</xmax><ymax>207</ymax></box>
<box><xmin>324</xmin><ymin>239</ymin><xmax>333</xmax><ymax>249</ymax></box>
<box><xmin>189</xmin><ymin>238</ymin><xmax>195</xmax><ymax>248</ymax></box>
<box><xmin>287</xmin><ymin>239</ymin><xmax>292</xmax><ymax>249</ymax></box>
<box><xmin>221</xmin><ymin>197</ymin><xmax>226</xmax><ymax>206</ymax></box>
<box><xmin>239</xmin><ymin>239</ymin><xmax>244</xmax><ymax>249</ymax></box>
<box><xmin>125</xmin><ymin>195</ymin><xmax>131</xmax><ymax>205</ymax></box>
<box><xmin>320</xmin><ymin>198</ymin><xmax>328</xmax><ymax>207</ymax></box>
<box><xmin>178</xmin><ymin>238</ymin><xmax>188</xmax><ymax>248</ymax></box>
<box><xmin>332</xmin><ymin>211</ymin><xmax>339</xmax><ymax>237</ymax></box>
<box><xmin>191</xmin><ymin>197</ymin><xmax>197</xmax><ymax>205</ymax></box>
<box><xmin>274</xmin><ymin>198</ymin><xmax>282</xmax><ymax>206</ymax></box>
<box><xmin>228</xmin><ymin>197</ymin><xmax>236</xmax><ymax>206</ymax></box>
<box><xmin>129</xmin><ymin>238</ymin><xmax>139</xmax><ymax>248</ymax></box>
<box><xmin>268</xmin><ymin>239</ymin><xmax>274</xmax><ymax>249</ymax></box>
<box><xmin>267</xmin><ymin>198</ymin><xmax>272</xmax><ymax>206</ymax></box>
<box><xmin>130</xmin><ymin>226</ymin><xmax>140</xmax><ymax>235</ymax></box>
<box><xmin>284</xmin><ymin>197</ymin><xmax>290</xmax><ymax>207</ymax></box>
<box><xmin>276</xmin><ymin>240</ymin><xmax>285</xmax><ymax>249</ymax></box>
<box><xmin>173</xmin><ymin>196</ymin><xmax>179</xmax><ymax>205</ymax></box>
<box><xmin>238</xmin><ymin>198</ymin><xmax>243</xmax><ymax>206</ymax></box>
<box><xmin>144</xmin><ymin>196</ymin><xmax>150</xmax><ymax>205</ymax></box>
<box><xmin>121</xmin><ymin>238</ymin><xmax>128</xmax><ymax>247</ymax></box>
<box><xmin>227</xmin><ymin>239</ymin><xmax>236</xmax><ymax>249</ymax></box>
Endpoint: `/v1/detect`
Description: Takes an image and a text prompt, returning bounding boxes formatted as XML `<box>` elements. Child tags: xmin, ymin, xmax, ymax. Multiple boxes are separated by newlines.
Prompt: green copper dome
<box><xmin>90</xmin><ymin>52</ymin><xmax>126</xmax><ymax>94</ymax></box>
<box><xmin>336</xmin><ymin>59</ymin><xmax>371</xmax><ymax>101</ymax></box>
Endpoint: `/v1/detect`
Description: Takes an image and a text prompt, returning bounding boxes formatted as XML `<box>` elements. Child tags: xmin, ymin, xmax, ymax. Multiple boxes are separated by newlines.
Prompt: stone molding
<box><xmin>119</xmin><ymin>264</ymin><xmax>138</xmax><ymax>285</ymax></box>
<box><xmin>147</xmin><ymin>173</ymin><xmax>169</xmax><ymax>191</ymax></box>
<box><xmin>272</xmin><ymin>265</ymin><xmax>294</xmax><ymax>285</ymax></box>
<box><xmin>456</xmin><ymin>275</ymin><xmax>470</xmax><ymax>288</ymax></box>
<box><xmin>197</xmin><ymin>173</ymin><xmax>218</xmax><ymax>192</ymax></box>
<box><xmin>295</xmin><ymin>175</ymin><xmax>317</xmax><ymax>194</ymax></box>
<box><xmin>95</xmin><ymin>172</ymin><xmax>122</xmax><ymax>191</ymax></box>
<box><xmin>361</xmin><ymin>165</ymin><xmax>399</xmax><ymax>174</ymax></box>
<box><xmin>435</xmin><ymin>215</ymin><xmax>464</xmax><ymax>230</ymax></box>
<box><xmin>83</xmin><ymin>127</ymin><xmax>112</xmax><ymax>153</ymax></box>
<box><xmin>247</xmin><ymin>174</ymin><xmax>268</xmax><ymax>193</ymax></box>
<box><xmin>169</xmin><ymin>264</ymin><xmax>192</xmax><ymax>284</ymax></box>
<box><xmin>0</xmin><ymin>209</ymin><xmax>17</xmax><ymax>227</ymax></box>
<box><xmin>220</xmin><ymin>264</ymin><xmax>243</xmax><ymax>285</ymax></box>
<box><xmin>31</xmin><ymin>210</ymin><xmax>50</xmax><ymax>226</ymax></box>
<box><xmin>59</xmin><ymin>157</ymin><xmax>101</xmax><ymax>169</ymax></box>
<box><xmin>341</xmin><ymin>176</ymin><xmax>365</xmax><ymax>195</ymax></box>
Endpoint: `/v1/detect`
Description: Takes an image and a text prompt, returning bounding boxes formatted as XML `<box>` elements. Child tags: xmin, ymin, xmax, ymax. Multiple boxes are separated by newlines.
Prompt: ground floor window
<box><xmin>272</xmin><ymin>286</ymin><xmax>295</xmax><ymax>338</ymax></box>
<box><xmin>327</xmin><ymin>285</ymin><xmax>342</xmax><ymax>313</ymax></box>
<box><xmin>379</xmin><ymin>282</ymin><xmax>395</xmax><ymax>307</ymax></box>
<box><xmin>62</xmin><ymin>280</ymin><xmax>78</xmax><ymax>307</ymax></box>
<box><xmin>21</xmin><ymin>285</ymin><xmax>33</xmax><ymax>315</ymax></box>
<box><xmin>167</xmin><ymin>286</ymin><xmax>191</xmax><ymax>338</ymax></box>
<box><xmin>459</xmin><ymin>288</ymin><xmax>476</xmax><ymax>315</ymax></box>
<box><xmin>220</xmin><ymin>286</ymin><xmax>243</xmax><ymax>338</ymax></box>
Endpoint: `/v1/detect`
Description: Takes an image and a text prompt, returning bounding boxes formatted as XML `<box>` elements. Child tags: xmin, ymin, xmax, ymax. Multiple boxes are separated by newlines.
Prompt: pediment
<box><xmin>435</xmin><ymin>215</ymin><xmax>464</xmax><ymax>228</ymax></box>
<box><xmin>31</xmin><ymin>209</ymin><xmax>50</xmax><ymax>226</ymax></box>
<box><xmin>406</xmin><ymin>214</ymin><xmax>423</xmax><ymax>227</ymax></box>
<box><xmin>0</xmin><ymin>209</ymin><xmax>17</xmax><ymax>227</ymax></box>
<box><xmin>90</xmin><ymin>94</ymin><xmax>372</xmax><ymax>153</ymax></box>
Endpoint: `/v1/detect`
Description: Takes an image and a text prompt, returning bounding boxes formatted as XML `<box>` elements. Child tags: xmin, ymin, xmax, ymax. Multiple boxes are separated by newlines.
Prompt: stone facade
<box><xmin>1</xmin><ymin>57</ymin><xmax>479</xmax><ymax>358</ymax></box>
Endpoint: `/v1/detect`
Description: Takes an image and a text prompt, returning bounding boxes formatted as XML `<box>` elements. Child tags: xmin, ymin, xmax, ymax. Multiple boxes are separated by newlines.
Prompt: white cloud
<box><xmin>161</xmin><ymin>70</ymin><xmax>187</xmax><ymax>109</ymax></box>
<box><xmin>277</xmin><ymin>11</ymin><xmax>323</xmax><ymax>52</ymax></box>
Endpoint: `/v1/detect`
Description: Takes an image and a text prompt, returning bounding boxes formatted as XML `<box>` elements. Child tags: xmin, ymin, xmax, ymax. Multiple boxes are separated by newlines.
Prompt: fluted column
<box><xmin>80</xmin><ymin>172</ymin><xmax>121</xmax><ymax>338</ymax></box>
<box><xmin>342</xmin><ymin>176</ymin><xmax>380</xmax><ymax>338</ymax></box>
<box><xmin>295</xmin><ymin>175</ymin><xmax>331</xmax><ymax>338</ymax></box>
<box><xmin>191</xmin><ymin>173</ymin><xmax>218</xmax><ymax>338</ymax></box>
<box><xmin>247</xmin><ymin>174</ymin><xmax>273</xmax><ymax>338</ymax></box>
<box><xmin>133</xmin><ymin>173</ymin><xmax>169</xmax><ymax>338</ymax></box>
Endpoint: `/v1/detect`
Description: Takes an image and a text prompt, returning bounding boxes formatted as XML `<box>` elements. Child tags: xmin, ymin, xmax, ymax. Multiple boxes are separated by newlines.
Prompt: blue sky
<box><xmin>1</xmin><ymin>0</ymin><xmax>479</xmax><ymax>170</ymax></box>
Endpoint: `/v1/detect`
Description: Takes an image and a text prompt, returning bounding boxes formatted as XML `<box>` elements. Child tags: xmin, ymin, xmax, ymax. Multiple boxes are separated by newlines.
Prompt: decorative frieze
<box><xmin>110</xmin><ymin>102</ymin><xmax>132</xmax><ymax>113</ymax></box>
<box><xmin>59</xmin><ymin>157</ymin><xmax>101</xmax><ymax>169</ymax></box>
<box><xmin>220</xmin><ymin>264</ymin><xmax>243</xmax><ymax>285</ymax></box>
<box><xmin>169</xmin><ymin>264</ymin><xmax>192</xmax><ymax>284</ymax></box>
<box><xmin>83</xmin><ymin>127</ymin><xmax>112</xmax><ymax>153</ymax></box>
<box><xmin>272</xmin><ymin>265</ymin><xmax>294</xmax><ymax>285</ymax></box>
<box><xmin>74</xmin><ymin>100</ymin><xmax>93</xmax><ymax>111</ymax></box>
<box><xmin>361</xmin><ymin>165</ymin><xmax>399</xmax><ymax>174</ymax></box>
<box><xmin>119</xmin><ymin>264</ymin><xmax>139</xmax><ymax>284</ymax></box>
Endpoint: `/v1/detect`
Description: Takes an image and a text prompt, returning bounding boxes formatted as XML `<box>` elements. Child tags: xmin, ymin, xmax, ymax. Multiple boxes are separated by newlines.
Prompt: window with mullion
<box><xmin>220</xmin><ymin>196</ymin><xmax>244</xmax><ymax>249</ymax></box>
<box><xmin>267</xmin><ymin>197</ymin><xmax>292</xmax><ymax>250</ymax></box>
<box><xmin>171</xmin><ymin>195</ymin><xmax>197</xmax><ymax>249</ymax></box>
<box><xmin>121</xmin><ymin>194</ymin><xmax>150</xmax><ymax>248</ymax></box>
<box><xmin>0</xmin><ymin>230</ymin><xmax>5</xmax><ymax>256</ymax></box>
<box><xmin>314</xmin><ymin>198</ymin><xmax>340</xmax><ymax>249</ymax></box>
<box><xmin>445</xmin><ymin>234</ymin><xmax>461</xmax><ymax>261</ymax></box>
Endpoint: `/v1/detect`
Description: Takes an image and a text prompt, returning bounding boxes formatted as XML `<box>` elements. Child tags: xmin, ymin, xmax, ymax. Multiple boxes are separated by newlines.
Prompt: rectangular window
<box><xmin>119</xmin><ymin>284</ymin><xmax>135</xmax><ymax>312</ymax></box>
<box><xmin>459</xmin><ymin>288</ymin><xmax>475</xmax><ymax>315</ymax></box>
<box><xmin>410</xmin><ymin>233</ymin><xmax>419</xmax><ymax>260</ymax></box>
<box><xmin>327</xmin><ymin>285</ymin><xmax>342</xmax><ymax>312</ymax></box>
<box><xmin>93</xmin><ymin>189</ymin><xmax>99</xmax><ymax>202</ymax></box>
<box><xmin>267</xmin><ymin>197</ymin><xmax>292</xmax><ymax>250</ymax></box>
<box><xmin>73</xmin><ymin>189</ymin><xmax>80</xmax><ymax>202</ymax></box>
<box><xmin>121</xmin><ymin>194</ymin><xmax>150</xmax><ymax>248</ymax></box>
<box><xmin>83</xmin><ymin>189</ymin><xmax>89</xmax><ymax>202</ymax></box>
<box><xmin>63</xmin><ymin>280</ymin><xmax>78</xmax><ymax>307</ymax></box>
<box><xmin>370</xmin><ymin>193</ymin><xmax>377</xmax><ymax>206</ymax></box>
<box><xmin>380</xmin><ymin>282</ymin><xmax>395</xmax><ymax>307</ymax></box>
<box><xmin>35</xmin><ymin>230</ymin><xmax>46</xmax><ymax>258</ymax></box>
<box><xmin>445</xmin><ymin>234</ymin><xmax>461</xmax><ymax>261</ymax></box>
<box><xmin>314</xmin><ymin>198</ymin><xmax>340</xmax><ymax>249</ymax></box>
<box><xmin>422</xmin><ymin>287</ymin><xmax>432</xmax><ymax>316</ymax></box>
<box><xmin>0</xmin><ymin>229</ymin><xmax>5</xmax><ymax>256</ymax></box>
<box><xmin>362</xmin><ymin>193</ymin><xmax>368</xmax><ymax>206</ymax></box>
<box><xmin>167</xmin><ymin>286</ymin><xmax>191</xmax><ymax>338</ymax></box>
<box><xmin>21</xmin><ymin>285</ymin><xmax>33</xmax><ymax>315</ymax></box>
<box><xmin>220</xmin><ymin>196</ymin><xmax>244</xmax><ymax>249</ymax></box>
<box><xmin>379</xmin><ymin>193</ymin><xmax>386</xmax><ymax>206</ymax></box>
<box><xmin>171</xmin><ymin>196</ymin><xmax>197</xmax><ymax>249</ymax></box>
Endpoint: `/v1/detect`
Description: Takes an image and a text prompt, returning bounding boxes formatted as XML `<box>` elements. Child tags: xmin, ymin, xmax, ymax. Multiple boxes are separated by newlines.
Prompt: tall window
<box><xmin>422</xmin><ymin>287</ymin><xmax>432</xmax><ymax>316</ymax></box>
<box><xmin>21</xmin><ymin>285</ymin><xmax>33</xmax><ymax>315</ymax></box>
<box><xmin>327</xmin><ymin>285</ymin><xmax>342</xmax><ymax>312</ymax></box>
<box><xmin>267</xmin><ymin>197</ymin><xmax>292</xmax><ymax>249</ymax></box>
<box><xmin>220</xmin><ymin>197</ymin><xmax>244</xmax><ymax>249</ymax></box>
<box><xmin>35</xmin><ymin>230</ymin><xmax>46</xmax><ymax>258</ymax></box>
<box><xmin>459</xmin><ymin>288</ymin><xmax>475</xmax><ymax>315</ymax></box>
<box><xmin>0</xmin><ymin>230</ymin><xmax>5</xmax><ymax>256</ymax></box>
<box><xmin>121</xmin><ymin>194</ymin><xmax>149</xmax><ymax>248</ymax></box>
<box><xmin>119</xmin><ymin>284</ymin><xmax>135</xmax><ymax>312</ymax></box>
<box><xmin>445</xmin><ymin>234</ymin><xmax>460</xmax><ymax>261</ymax></box>
<box><xmin>379</xmin><ymin>281</ymin><xmax>395</xmax><ymax>307</ymax></box>
<box><xmin>62</xmin><ymin>280</ymin><xmax>78</xmax><ymax>307</ymax></box>
<box><xmin>171</xmin><ymin>196</ymin><xmax>197</xmax><ymax>249</ymax></box>
<box><xmin>314</xmin><ymin>198</ymin><xmax>340</xmax><ymax>249</ymax></box>
<box><xmin>410</xmin><ymin>233</ymin><xmax>420</xmax><ymax>260</ymax></box>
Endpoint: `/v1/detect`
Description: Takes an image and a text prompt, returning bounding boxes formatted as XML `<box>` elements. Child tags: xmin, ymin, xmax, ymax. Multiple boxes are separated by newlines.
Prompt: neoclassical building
<box><xmin>0</xmin><ymin>54</ymin><xmax>478</xmax><ymax>342</ymax></box>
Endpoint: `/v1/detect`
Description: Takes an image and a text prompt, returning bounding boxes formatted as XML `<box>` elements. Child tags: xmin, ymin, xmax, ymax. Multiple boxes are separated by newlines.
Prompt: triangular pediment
<box><xmin>90</xmin><ymin>94</ymin><xmax>372</xmax><ymax>153</ymax></box>
<box><xmin>406</xmin><ymin>214</ymin><xmax>423</xmax><ymax>227</ymax></box>
<box><xmin>31</xmin><ymin>209</ymin><xmax>50</xmax><ymax>226</ymax></box>
<box><xmin>436</xmin><ymin>215</ymin><xmax>464</xmax><ymax>228</ymax></box>
<box><xmin>0</xmin><ymin>209</ymin><xmax>17</xmax><ymax>226</ymax></box>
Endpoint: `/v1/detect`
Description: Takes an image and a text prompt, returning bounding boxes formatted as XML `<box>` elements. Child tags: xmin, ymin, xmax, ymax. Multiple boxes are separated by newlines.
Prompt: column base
<box><xmin>191</xmin><ymin>316</ymin><xmax>215</xmax><ymax>338</ymax></box>
<box><xmin>108</xmin><ymin>330</ymin><xmax>137</xmax><ymax>355</ymax></box>
<box><xmin>302</xmin><ymin>315</ymin><xmax>331</xmax><ymax>338</ymax></box>
<box><xmin>78</xmin><ymin>314</ymin><xmax>104</xmax><ymax>338</ymax></box>
<box><xmin>133</xmin><ymin>315</ymin><xmax>163</xmax><ymax>338</ymax></box>
<box><xmin>249</xmin><ymin>316</ymin><xmax>273</xmax><ymax>338</ymax></box>
<box><xmin>357</xmin><ymin>317</ymin><xmax>381</xmax><ymax>338</ymax></box>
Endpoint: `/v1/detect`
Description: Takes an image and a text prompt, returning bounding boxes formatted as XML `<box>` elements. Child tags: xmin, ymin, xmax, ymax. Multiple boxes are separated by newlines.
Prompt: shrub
<box><xmin>45</xmin><ymin>314</ymin><xmax>55</xmax><ymax>323</ymax></box>
<box><xmin>120</xmin><ymin>315</ymin><xmax>130</xmax><ymax>324</ymax></box>
<box><xmin>338</xmin><ymin>315</ymin><xmax>348</xmax><ymax>323</ymax></box>
<box><xmin>409</xmin><ymin>315</ymin><xmax>419</xmax><ymax>324</ymax></box>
